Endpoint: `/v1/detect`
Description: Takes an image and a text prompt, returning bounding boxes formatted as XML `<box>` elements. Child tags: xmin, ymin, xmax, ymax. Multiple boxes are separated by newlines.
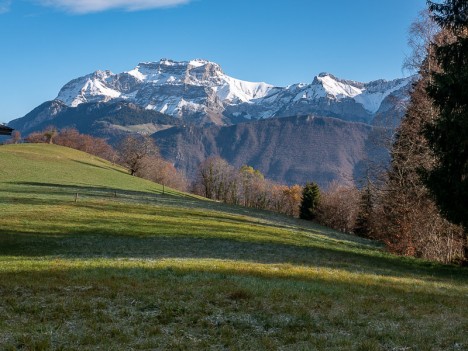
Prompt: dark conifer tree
<box><xmin>299</xmin><ymin>182</ymin><xmax>320</xmax><ymax>220</ymax></box>
<box><xmin>425</xmin><ymin>0</ymin><xmax>468</xmax><ymax>261</ymax></box>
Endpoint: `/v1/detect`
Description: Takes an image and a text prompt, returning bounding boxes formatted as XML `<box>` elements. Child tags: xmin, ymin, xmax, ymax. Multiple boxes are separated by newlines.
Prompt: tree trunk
<box><xmin>462</xmin><ymin>232</ymin><xmax>468</xmax><ymax>266</ymax></box>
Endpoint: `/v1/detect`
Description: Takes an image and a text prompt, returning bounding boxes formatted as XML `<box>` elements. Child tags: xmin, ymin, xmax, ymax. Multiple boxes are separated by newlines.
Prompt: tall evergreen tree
<box><xmin>425</xmin><ymin>0</ymin><xmax>468</xmax><ymax>261</ymax></box>
<box><xmin>299</xmin><ymin>182</ymin><xmax>320</xmax><ymax>220</ymax></box>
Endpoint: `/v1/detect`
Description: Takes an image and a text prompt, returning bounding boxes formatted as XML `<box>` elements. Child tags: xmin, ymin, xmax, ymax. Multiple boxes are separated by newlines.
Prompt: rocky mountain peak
<box><xmin>51</xmin><ymin>58</ymin><xmax>414</xmax><ymax>125</ymax></box>
<box><xmin>130</xmin><ymin>59</ymin><xmax>224</xmax><ymax>82</ymax></box>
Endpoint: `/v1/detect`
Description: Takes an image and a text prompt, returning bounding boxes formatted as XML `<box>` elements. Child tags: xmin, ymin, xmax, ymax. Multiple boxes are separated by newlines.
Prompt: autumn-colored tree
<box><xmin>153</xmin><ymin>160</ymin><xmax>188</xmax><ymax>192</ymax></box>
<box><xmin>53</xmin><ymin>128</ymin><xmax>81</xmax><ymax>148</ymax></box>
<box><xmin>25</xmin><ymin>131</ymin><xmax>48</xmax><ymax>143</ymax></box>
<box><xmin>192</xmin><ymin>158</ymin><xmax>316</xmax><ymax>218</ymax></box>
<box><xmin>282</xmin><ymin>184</ymin><xmax>302</xmax><ymax>217</ymax></box>
<box><xmin>118</xmin><ymin>135</ymin><xmax>159</xmax><ymax>176</ymax></box>
<box><xmin>239</xmin><ymin>165</ymin><xmax>268</xmax><ymax>208</ymax></box>
<box><xmin>10</xmin><ymin>131</ymin><xmax>21</xmax><ymax>144</ymax></box>
<box><xmin>268</xmin><ymin>184</ymin><xmax>302</xmax><ymax>217</ymax></box>
<box><xmin>53</xmin><ymin>128</ymin><xmax>117</xmax><ymax>161</ymax></box>
<box><xmin>136</xmin><ymin>155</ymin><xmax>188</xmax><ymax>192</ymax></box>
<box><xmin>194</xmin><ymin>159</ymin><xmax>303</xmax><ymax>214</ymax></box>
<box><xmin>25</xmin><ymin>126</ymin><xmax>59</xmax><ymax>145</ymax></box>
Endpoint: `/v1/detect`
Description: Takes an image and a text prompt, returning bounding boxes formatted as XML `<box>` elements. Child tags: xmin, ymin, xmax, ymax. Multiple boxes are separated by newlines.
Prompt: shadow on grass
<box><xmin>0</xmin><ymin>230</ymin><xmax>466</xmax><ymax>283</ymax></box>
<box><xmin>1</xmin><ymin>181</ymin><xmax>375</xmax><ymax>247</ymax></box>
<box><xmin>0</xmin><ymin>254</ymin><xmax>466</xmax><ymax>301</ymax></box>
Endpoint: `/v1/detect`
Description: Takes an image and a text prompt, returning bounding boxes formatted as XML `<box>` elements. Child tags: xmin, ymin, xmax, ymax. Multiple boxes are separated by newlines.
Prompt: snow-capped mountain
<box><xmin>225</xmin><ymin>73</ymin><xmax>414</xmax><ymax>125</ymax></box>
<box><xmin>57</xmin><ymin>59</ymin><xmax>273</xmax><ymax>125</ymax></box>
<box><xmin>54</xmin><ymin>59</ymin><xmax>415</xmax><ymax>125</ymax></box>
<box><xmin>8</xmin><ymin>59</ymin><xmax>416</xmax><ymax>186</ymax></box>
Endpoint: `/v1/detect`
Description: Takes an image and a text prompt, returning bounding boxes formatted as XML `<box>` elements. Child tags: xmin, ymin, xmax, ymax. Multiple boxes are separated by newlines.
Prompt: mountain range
<box><xmin>8</xmin><ymin>59</ymin><xmax>416</xmax><ymax>187</ymax></box>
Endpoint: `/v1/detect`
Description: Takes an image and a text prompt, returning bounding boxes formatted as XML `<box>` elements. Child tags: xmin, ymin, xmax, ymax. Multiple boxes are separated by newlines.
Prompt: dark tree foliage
<box><xmin>425</xmin><ymin>0</ymin><xmax>468</xmax><ymax>232</ymax></box>
<box><xmin>428</xmin><ymin>0</ymin><xmax>468</xmax><ymax>31</ymax></box>
<box><xmin>299</xmin><ymin>182</ymin><xmax>320</xmax><ymax>220</ymax></box>
<box><xmin>354</xmin><ymin>183</ymin><xmax>373</xmax><ymax>238</ymax></box>
<box><xmin>424</xmin><ymin>0</ymin><xmax>468</xmax><ymax>262</ymax></box>
<box><xmin>43</xmin><ymin>126</ymin><xmax>58</xmax><ymax>144</ymax></box>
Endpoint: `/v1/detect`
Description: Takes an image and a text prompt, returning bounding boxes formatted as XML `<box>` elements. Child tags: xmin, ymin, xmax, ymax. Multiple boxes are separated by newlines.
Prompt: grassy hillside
<box><xmin>0</xmin><ymin>144</ymin><xmax>467</xmax><ymax>350</ymax></box>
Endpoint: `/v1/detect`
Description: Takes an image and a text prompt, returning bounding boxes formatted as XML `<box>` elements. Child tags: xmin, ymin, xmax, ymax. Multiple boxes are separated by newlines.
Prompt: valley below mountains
<box><xmin>9</xmin><ymin>59</ymin><xmax>415</xmax><ymax>187</ymax></box>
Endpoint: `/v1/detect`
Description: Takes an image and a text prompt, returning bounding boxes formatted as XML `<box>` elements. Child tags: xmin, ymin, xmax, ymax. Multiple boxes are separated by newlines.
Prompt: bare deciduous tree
<box><xmin>25</xmin><ymin>131</ymin><xmax>47</xmax><ymax>143</ymax></box>
<box><xmin>136</xmin><ymin>155</ymin><xmax>188</xmax><ymax>192</ymax></box>
<box><xmin>193</xmin><ymin>159</ymin><xmax>303</xmax><ymax>215</ymax></box>
<box><xmin>54</xmin><ymin>128</ymin><xmax>117</xmax><ymax>161</ymax></box>
<box><xmin>43</xmin><ymin>126</ymin><xmax>58</xmax><ymax>144</ymax></box>
<box><xmin>118</xmin><ymin>135</ymin><xmax>159</xmax><ymax>176</ymax></box>
<box><xmin>403</xmin><ymin>10</ymin><xmax>440</xmax><ymax>73</ymax></box>
<box><xmin>316</xmin><ymin>182</ymin><xmax>360</xmax><ymax>234</ymax></box>
<box><xmin>10</xmin><ymin>131</ymin><xmax>21</xmax><ymax>144</ymax></box>
<box><xmin>193</xmin><ymin>157</ymin><xmax>238</xmax><ymax>202</ymax></box>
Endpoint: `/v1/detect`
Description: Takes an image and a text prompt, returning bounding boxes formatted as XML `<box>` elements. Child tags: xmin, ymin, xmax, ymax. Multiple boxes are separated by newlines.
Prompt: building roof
<box><xmin>0</xmin><ymin>125</ymin><xmax>14</xmax><ymax>136</ymax></box>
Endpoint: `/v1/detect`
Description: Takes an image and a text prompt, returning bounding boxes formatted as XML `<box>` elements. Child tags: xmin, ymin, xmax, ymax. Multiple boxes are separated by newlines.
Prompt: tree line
<box><xmin>192</xmin><ymin>157</ymin><xmax>303</xmax><ymax>217</ymax></box>
<box><xmin>192</xmin><ymin>157</ymin><xmax>367</xmax><ymax>236</ymax></box>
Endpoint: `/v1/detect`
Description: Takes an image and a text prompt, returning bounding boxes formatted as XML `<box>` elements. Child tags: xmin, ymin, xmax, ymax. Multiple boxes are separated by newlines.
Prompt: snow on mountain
<box><xmin>315</xmin><ymin>74</ymin><xmax>362</xmax><ymax>99</ymax></box>
<box><xmin>354</xmin><ymin>77</ymin><xmax>414</xmax><ymax>113</ymax></box>
<box><xmin>55</xmin><ymin>59</ymin><xmax>414</xmax><ymax>125</ymax></box>
<box><xmin>56</xmin><ymin>59</ymin><xmax>275</xmax><ymax>123</ymax></box>
<box><xmin>57</xmin><ymin>70</ymin><xmax>122</xmax><ymax>107</ymax></box>
<box><xmin>128</xmin><ymin>59</ymin><xmax>273</xmax><ymax>104</ymax></box>
<box><xmin>286</xmin><ymin>73</ymin><xmax>414</xmax><ymax>114</ymax></box>
<box><xmin>214</xmin><ymin>75</ymin><xmax>272</xmax><ymax>103</ymax></box>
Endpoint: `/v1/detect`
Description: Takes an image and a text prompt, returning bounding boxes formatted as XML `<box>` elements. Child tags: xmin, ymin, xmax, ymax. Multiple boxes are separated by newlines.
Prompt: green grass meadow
<box><xmin>0</xmin><ymin>144</ymin><xmax>467</xmax><ymax>350</ymax></box>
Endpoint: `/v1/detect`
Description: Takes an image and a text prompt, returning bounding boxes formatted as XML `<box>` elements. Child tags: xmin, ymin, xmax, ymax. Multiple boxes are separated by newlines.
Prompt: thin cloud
<box><xmin>39</xmin><ymin>0</ymin><xmax>191</xmax><ymax>14</ymax></box>
<box><xmin>0</xmin><ymin>0</ymin><xmax>11</xmax><ymax>14</ymax></box>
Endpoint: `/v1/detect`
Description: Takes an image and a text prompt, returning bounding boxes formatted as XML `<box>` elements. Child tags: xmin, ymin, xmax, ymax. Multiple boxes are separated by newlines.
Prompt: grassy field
<box><xmin>0</xmin><ymin>144</ymin><xmax>467</xmax><ymax>350</ymax></box>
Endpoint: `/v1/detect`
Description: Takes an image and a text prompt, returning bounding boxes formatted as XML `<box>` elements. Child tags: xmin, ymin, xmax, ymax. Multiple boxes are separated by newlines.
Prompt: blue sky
<box><xmin>1</xmin><ymin>0</ymin><xmax>426</xmax><ymax>122</ymax></box>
